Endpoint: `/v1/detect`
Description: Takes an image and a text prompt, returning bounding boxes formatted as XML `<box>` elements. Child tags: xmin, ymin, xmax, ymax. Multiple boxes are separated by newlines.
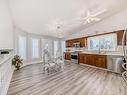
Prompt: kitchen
<box><xmin>64</xmin><ymin>30</ymin><xmax>126</xmax><ymax>75</ymax></box>
<box><xmin>1</xmin><ymin>0</ymin><xmax>127</xmax><ymax>95</ymax></box>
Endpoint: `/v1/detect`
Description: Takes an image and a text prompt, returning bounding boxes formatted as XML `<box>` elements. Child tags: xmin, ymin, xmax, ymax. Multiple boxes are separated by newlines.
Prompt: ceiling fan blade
<box><xmin>91</xmin><ymin>17</ymin><xmax>101</xmax><ymax>21</ymax></box>
<box><xmin>85</xmin><ymin>17</ymin><xmax>101</xmax><ymax>23</ymax></box>
<box><xmin>86</xmin><ymin>18</ymin><xmax>91</xmax><ymax>23</ymax></box>
<box><xmin>92</xmin><ymin>9</ymin><xmax>107</xmax><ymax>16</ymax></box>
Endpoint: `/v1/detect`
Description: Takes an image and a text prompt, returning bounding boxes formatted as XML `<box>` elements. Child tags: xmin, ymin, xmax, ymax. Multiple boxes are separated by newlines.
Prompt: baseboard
<box><xmin>22</xmin><ymin>60</ymin><xmax>43</xmax><ymax>67</ymax></box>
<box><xmin>79</xmin><ymin>63</ymin><xmax>121</xmax><ymax>75</ymax></box>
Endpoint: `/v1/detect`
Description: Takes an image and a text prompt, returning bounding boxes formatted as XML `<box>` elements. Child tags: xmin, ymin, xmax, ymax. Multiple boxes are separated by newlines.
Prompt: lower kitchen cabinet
<box><xmin>78</xmin><ymin>54</ymin><xmax>84</xmax><ymax>63</ymax></box>
<box><xmin>95</xmin><ymin>55</ymin><xmax>107</xmax><ymax>68</ymax></box>
<box><xmin>79</xmin><ymin>53</ymin><xmax>107</xmax><ymax>69</ymax></box>
<box><xmin>64</xmin><ymin>52</ymin><xmax>71</xmax><ymax>60</ymax></box>
<box><xmin>86</xmin><ymin>55</ymin><xmax>96</xmax><ymax>66</ymax></box>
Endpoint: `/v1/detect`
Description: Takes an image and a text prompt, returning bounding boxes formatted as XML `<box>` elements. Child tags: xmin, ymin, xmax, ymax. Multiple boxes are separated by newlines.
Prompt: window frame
<box><xmin>18</xmin><ymin>35</ymin><xmax>27</xmax><ymax>60</ymax></box>
<box><xmin>30</xmin><ymin>37</ymin><xmax>41</xmax><ymax>60</ymax></box>
<box><xmin>54</xmin><ymin>40</ymin><xmax>59</xmax><ymax>58</ymax></box>
<box><xmin>88</xmin><ymin>33</ymin><xmax>117</xmax><ymax>51</ymax></box>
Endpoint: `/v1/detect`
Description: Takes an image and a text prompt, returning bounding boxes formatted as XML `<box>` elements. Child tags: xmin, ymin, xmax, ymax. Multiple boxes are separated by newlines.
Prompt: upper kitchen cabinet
<box><xmin>66</xmin><ymin>37</ymin><xmax>87</xmax><ymax>48</ymax></box>
<box><xmin>116</xmin><ymin>30</ymin><xmax>124</xmax><ymax>45</ymax></box>
<box><xmin>66</xmin><ymin>29</ymin><xmax>124</xmax><ymax>48</ymax></box>
<box><xmin>66</xmin><ymin>40</ymin><xmax>73</xmax><ymax>47</ymax></box>
<box><xmin>80</xmin><ymin>37</ymin><xmax>87</xmax><ymax>47</ymax></box>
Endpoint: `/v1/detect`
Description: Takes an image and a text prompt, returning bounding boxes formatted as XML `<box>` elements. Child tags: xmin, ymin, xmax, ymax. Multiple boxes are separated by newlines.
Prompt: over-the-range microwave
<box><xmin>73</xmin><ymin>43</ymin><xmax>80</xmax><ymax>48</ymax></box>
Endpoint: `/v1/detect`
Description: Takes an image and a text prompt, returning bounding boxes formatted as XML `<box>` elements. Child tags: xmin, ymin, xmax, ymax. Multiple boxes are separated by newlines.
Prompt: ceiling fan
<box><xmin>83</xmin><ymin>9</ymin><xmax>107</xmax><ymax>23</ymax></box>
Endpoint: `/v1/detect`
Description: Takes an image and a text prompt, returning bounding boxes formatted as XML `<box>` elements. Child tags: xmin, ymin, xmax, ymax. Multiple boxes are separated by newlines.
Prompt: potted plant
<box><xmin>12</xmin><ymin>55</ymin><xmax>23</xmax><ymax>70</ymax></box>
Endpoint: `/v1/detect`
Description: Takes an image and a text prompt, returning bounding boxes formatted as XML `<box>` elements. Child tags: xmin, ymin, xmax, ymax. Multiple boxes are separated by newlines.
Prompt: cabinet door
<box><xmin>79</xmin><ymin>54</ymin><xmax>84</xmax><ymax>63</ymax></box>
<box><xmin>83</xmin><ymin>54</ymin><xmax>87</xmax><ymax>64</ymax></box>
<box><xmin>89</xmin><ymin>55</ymin><xmax>95</xmax><ymax>66</ymax></box>
<box><xmin>80</xmin><ymin>38</ymin><xmax>84</xmax><ymax>47</ymax></box>
<box><xmin>64</xmin><ymin>53</ymin><xmax>71</xmax><ymax>60</ymax></box>
<box><xmin>84</xmin><ymin>54</ymin><xmax>90</xmax><ymax>65</ymax></box>
<box><xmin>116</xmin><ymin>30</ymin><xmax>124</xmax><ymax>45</ymax></box>
<box><xmin>65</xmin><ymin>41</ymin><xmax>69</xmax><ymax>47</ymax></box>
<box><xmin>80</xmin><ymin>37</ymin><xmax>87</xmax><ymax>47</ymax></box>
<box><xmin>79</xmin><ymin>54</ymin><xmax>90</xmax><ymax>64</ymax></box>
<box><xmin>95</xmin><ymin>55</ymin><xmax>107</xmax><ymax>68</ymax></box>
<box><xmin>68</xmin><ymin>40</ymin><xmax>70</xmax><ymax>47</ymax></box>
<box><xmin>67</xmin><ymin>53</ymin><xmax>71</xmax><ymax>60</ymax></box>
<box><xmin>69</xmin><ymin>41</ymin><xmax>71</xmax><ymax>47</ymax></box>
<box><xmin>66</xmin><ymin>40</ymin><xmax>74</xmax><ymax>47</ymax></box>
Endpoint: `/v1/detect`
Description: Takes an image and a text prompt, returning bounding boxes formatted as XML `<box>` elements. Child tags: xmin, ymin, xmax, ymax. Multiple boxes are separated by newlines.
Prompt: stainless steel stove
<box><xmin>71</xmin><ymin>51</ymin><xmax>81</xmax><ymax>64</ymax></box>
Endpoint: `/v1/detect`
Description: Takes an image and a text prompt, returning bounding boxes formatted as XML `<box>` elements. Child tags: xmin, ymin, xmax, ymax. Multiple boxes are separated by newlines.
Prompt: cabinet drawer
<box><xmin>64</xmin><ymin>52</ymin><xmax>71</xmax><ymax>60</ymax></box>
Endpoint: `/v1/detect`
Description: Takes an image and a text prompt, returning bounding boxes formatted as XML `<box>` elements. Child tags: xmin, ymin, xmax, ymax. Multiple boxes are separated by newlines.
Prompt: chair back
<box><xmin>43</xmin><ymin>49</ymin><xmax>50</xmax><ymax>64</ymax></box>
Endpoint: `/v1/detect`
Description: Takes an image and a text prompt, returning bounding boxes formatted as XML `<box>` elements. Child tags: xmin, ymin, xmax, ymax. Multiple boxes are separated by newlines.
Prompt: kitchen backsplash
<box><xmin>66</xmin><ymin>47</ymin><xmax>88</xmax><ymax>52</ymax></box>
<box><xmin>66</xmin><ymin>46</ymin><xmax>123</xmax><ymax>52</ymax></box>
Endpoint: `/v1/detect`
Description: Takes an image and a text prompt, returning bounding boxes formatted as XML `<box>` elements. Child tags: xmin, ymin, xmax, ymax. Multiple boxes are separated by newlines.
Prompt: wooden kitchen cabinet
<box><xmin>66</xmin><ymin>29</ymin><xmax>124</xmax><ymax>47</ymax></box>
<box><xmin>83</xmin><ymin>54</ymin><xmax>88</xmax><ymax>64</ymax></box>
<box><xmin>66</xmin><ymin>37</ymin><xmax>87</xmax><ymax>48</ymax></box>
<box><xmin>83</xmin><ymin>54</ymin><xmax>95</xmax><ymax>66</ymax></box>
<box><xmin>88</xmin><ymin>54</ymin><xmax>96</xmax><ymax>66</ymax></box>
<box><xmin>65</xmin><ymin>41</ymin><xmax>69</xmax><ymax>47</ymax></box>
<box><xmin>80</xmin><ymin>37</ymin><xmax>87</xmax><ymax>47</ymax></box>
<box><xmin>95</xmin><ymin>55</ymin><xmax>107</xmax><ymax>68</ymax></box>
<box><xmin>64</xmin><ymin>52</ymin><xmax>71</xmax><ymax>60</ymax></box>
<box><xmin>66</xmin><ymin>40</ymin><xmax>73</xmax><ymax>47</ymax></box>
<box><xmin>79</xmin><ymin>54</ymin><xmax>84</xmax><ymax>63</ymax></box>
<box><xmin>79</xmin><ymin>54</ymin><xmax>107</xmax><ymax>69</ymax></box>
<box><xmin>116</xmin><ymin>30</ymin><xmax>124</xmax><ymax>45</ymax></box>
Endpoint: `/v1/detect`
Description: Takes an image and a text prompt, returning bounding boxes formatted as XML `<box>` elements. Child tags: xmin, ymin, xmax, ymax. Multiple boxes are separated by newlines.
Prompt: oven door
<box><xmin>71</xmin><ymin>54</ymin><xmax>78</xmax><ymax>63</ymax></box>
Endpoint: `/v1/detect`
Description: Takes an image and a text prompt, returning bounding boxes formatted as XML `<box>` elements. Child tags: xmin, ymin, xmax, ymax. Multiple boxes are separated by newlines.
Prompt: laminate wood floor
<box><xmin>7</xmin><ymin>63</ymin><xmax>127</xmax><ymax>95</ymax></box>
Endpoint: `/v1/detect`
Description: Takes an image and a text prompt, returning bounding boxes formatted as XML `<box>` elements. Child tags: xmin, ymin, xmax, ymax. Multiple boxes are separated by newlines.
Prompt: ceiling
<box><xmin>9</xmin><ymin>0</ymin><xmax>127</xmax><ymax>38</ymax></box>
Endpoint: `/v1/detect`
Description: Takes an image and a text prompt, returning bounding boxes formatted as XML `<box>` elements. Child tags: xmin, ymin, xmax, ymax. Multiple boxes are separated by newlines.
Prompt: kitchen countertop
<box><xmin>0</xmin><ymin>51</ymin><xmax>14</xmax><ymax>66</ymax></box>
<box><xmin>65</xmin><ymin>51</ymin><xmax>124</xmax><ymax>56</ymax></box>
<box><xmin>79</xmin><ymin>51</ymin><xmax>124</xmax><ymax>56</ymax></box>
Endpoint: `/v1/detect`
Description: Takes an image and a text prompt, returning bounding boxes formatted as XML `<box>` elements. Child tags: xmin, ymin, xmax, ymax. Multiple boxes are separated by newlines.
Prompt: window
<box><xmin>18</xmin><ymin>36</ymin><xmax>27</xmax><ymax>60</ymax></box>
<box><xmin>61</xmin><ymin>41</ymin><xmax>65</xmax><ymax>54</ymax></box>
<box><xmin>88</xmin><ymin>37</ymin><xmax>99</xmax><ymax>50</ymax></box>
<box><xmin>31</xmin><ymin>38</ymin><xmax>39</xmax><ymax>58</ymax></box>
<box><xmin>88</xmin><ymin>33</ymin><xmax>117</xmax><ymax>51</ymax></box>
<box><xmin>54</xmin><ymin>40</ymin><xmax>59</xmax><ymax>58</ymax></box>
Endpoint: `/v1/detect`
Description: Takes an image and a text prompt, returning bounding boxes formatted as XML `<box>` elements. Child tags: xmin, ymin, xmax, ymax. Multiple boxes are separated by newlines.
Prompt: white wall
<box><xmin>0</xmin><ymin>0</ymin><xmax>14</xmax><ymax>49</ymax></box>
<box><xmin>66</xmin><ymin>9</ymin><xmax>127</xmax><ymax>39</ymax></box>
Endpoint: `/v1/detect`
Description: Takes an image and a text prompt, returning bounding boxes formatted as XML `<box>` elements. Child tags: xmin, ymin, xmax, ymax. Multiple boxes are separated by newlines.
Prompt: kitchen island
<box><xmin>0</xmin><ymin>50</ymin><xmax>14</xmax><ymax>95</ymax></box>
